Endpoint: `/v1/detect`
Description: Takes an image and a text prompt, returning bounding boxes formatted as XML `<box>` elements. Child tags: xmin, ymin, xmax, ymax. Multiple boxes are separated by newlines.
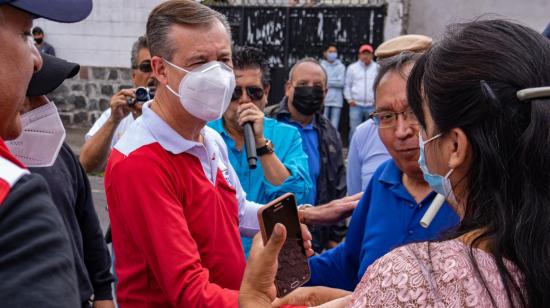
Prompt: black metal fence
<box><xmin>212</xmin><ymin>3</ymin><xmax>387</xmax><ymax>142</ymax></box>
<box><xmin>205</xmin><ymin>0</ymin><xmax>386</xmax><ymax>6</ymax></box>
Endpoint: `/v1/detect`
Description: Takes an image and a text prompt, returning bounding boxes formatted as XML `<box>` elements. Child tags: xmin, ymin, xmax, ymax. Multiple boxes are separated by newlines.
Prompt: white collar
<box><xmin>141</xmin><ymin>101</ymin><xmax>208</xmax><ymax>155</ymax></box>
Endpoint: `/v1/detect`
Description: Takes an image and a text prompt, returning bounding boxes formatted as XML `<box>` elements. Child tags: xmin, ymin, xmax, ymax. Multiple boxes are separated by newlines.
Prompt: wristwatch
<box><xmin>256</xmin><ymin>139</ymin><xmax>274</xmax><ymax>156</ymax></box>
<box><xmin>298</xmin><ymin>204</ymin><xmax>314</xmax><ymax>210</ymax></box>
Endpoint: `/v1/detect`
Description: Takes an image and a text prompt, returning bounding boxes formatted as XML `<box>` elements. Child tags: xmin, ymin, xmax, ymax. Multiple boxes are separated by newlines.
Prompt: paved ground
<box><xmin>65</xmin><ymin>127</ymin><xmax>110</xmax><ymax>232</ymax></box>
<box><xmin>90</xmin><ymin>175</ymin><xmax>109</xmax><ymax>233</ymax></box>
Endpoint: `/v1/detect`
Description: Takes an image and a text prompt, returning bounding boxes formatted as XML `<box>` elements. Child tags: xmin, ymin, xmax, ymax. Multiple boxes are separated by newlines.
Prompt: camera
<box><xmin>128</xmin><ymin>87</ymin><xmax>156</xmax><ymax>106</ymax></box>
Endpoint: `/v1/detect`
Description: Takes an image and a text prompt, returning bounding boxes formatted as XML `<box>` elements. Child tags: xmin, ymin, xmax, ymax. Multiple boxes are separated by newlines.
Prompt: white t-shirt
<box><xmin>344</xmin><ymin>60</ymin><xmax>379</xmax><ymax>107</ymax></box>
<box><xmin>85</xmin><ymin>109</ymin><xmax>136</xmax><ymax>149</ymax></box>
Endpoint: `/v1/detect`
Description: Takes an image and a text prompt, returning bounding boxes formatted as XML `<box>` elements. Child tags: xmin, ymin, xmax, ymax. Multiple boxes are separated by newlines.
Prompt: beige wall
<box><xmin>33</xmin><ymin>0</ymin><xmax>399</xmax><ymax>68</ymax></box>
<box><xmin>407</xmin><ymin>0</ymin><xmax>550</xmax><ymax>39</ymax></box>
<box><xmin>33</xmin><ymin>0</ymin><xmax>162</xmax><ymax>68</ymax></box>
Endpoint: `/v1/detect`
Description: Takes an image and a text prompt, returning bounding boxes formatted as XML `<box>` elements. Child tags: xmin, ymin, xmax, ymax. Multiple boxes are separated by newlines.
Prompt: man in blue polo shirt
<box><xmin>209</xmin><ymin>46</ymin><xmax>312</xmax><ymax>257</ymax></box>
<box><xmin>306</xmin><ymin>50</ymin><xmax>460</xmax><ymax>291</ymax></box>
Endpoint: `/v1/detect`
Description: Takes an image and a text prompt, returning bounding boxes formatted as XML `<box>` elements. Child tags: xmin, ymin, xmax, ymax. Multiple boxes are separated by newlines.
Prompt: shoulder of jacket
<box><xmin>264</xmin><ymin>104</ymin><xmax>280</xmax><ymax>117</ymax></box>
<box><xmin>0</xmin><ymin>157</ymin><xmax>30</xmax><ymax>205</ymax></box>
<box><xmin>0</xmin><ymin>157</ymin><xmax>29</xmax><ymax>187</ymax></box>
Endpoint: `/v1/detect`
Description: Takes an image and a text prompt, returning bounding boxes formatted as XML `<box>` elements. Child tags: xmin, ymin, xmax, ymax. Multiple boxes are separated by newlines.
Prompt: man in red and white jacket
<box><xmin>105</xmin><ymin>1</ymin><xmax>313</xmax><ymax>307</ymax></box>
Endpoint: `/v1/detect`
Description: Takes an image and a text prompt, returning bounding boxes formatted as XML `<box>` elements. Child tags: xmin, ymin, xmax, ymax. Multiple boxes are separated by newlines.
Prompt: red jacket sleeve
<box><xmin>106</xmin><ymin>151</ymin><xmax>238</xmax><ymax>307</ymax></box>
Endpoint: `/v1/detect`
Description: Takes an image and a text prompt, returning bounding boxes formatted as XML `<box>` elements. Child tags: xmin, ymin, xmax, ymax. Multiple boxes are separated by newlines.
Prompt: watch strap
<box><xmin>256</xmin><ymin>139</ymin><xmax>274</xmax><ymax>156</ymax></box>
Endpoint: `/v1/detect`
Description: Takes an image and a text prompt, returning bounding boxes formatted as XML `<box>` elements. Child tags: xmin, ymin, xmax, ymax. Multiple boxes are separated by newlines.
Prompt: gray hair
<box><xmin>373</xmin><ymin>51</ymin><xmax>422</xmax><ymax>94</ymax></box>
<box><xmin>130</xmin><ymin>36</ymin><xmax>148</xmax><ymax>69</ymax></box>
<box><xmin>288</xmin><ymin>57</ymin><xmax>327</xmax><ymax>86</ymax></box>
<box><xmin>146</xmin><ymin>0</ymin><xmax>231</xmax><ymax>61</ymax></box>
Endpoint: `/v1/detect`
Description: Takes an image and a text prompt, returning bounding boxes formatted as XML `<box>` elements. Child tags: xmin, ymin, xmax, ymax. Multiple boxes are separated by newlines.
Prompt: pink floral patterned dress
<box><xmin>347</xmin><ymin>239</ymin><xmax>523</xmax><ymax>307</ymax></box>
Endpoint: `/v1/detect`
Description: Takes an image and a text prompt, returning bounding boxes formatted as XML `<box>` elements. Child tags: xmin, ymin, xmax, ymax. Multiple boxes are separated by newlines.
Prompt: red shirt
<box><xmin>105</xmin><ymin>104</ymin><xmax>254</xmax><ymax>307</ymax></box>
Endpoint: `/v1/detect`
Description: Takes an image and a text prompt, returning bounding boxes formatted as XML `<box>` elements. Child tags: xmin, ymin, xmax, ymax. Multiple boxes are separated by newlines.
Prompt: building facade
<box><xmin>34</xmin><ymin>0</ymin><xmax>549</xmax><ymax>127</ymax></box>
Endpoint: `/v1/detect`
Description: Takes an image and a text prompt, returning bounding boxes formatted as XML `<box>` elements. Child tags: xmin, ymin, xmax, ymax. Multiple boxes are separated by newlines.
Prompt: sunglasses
<box><xmin>137</xmin><ymin>60</ymin><xmax>152</xmax><ymax>73</ymax></box>
<box><xmin>231</xmin><ymin>86</ymin><xmax>264</xmax><ymax>101</ymax></box>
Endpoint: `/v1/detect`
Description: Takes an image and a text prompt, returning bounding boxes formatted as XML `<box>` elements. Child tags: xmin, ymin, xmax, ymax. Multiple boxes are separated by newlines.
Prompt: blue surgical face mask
<box><xmin>327</xmin><ymin>52</ymin><xmax>338</xmax><ymax>62</ymax></box>
<box><xmin>418</xmin><ymin>132</ymin><xmax>457</xmax><ymax>204</ymax></box>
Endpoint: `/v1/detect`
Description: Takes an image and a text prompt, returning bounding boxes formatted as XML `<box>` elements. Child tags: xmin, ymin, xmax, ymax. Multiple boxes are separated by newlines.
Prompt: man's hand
<box><xmin>272</xmin><ymin>286</ymin><xmax>351</xmax><ymax>307</ymax></box>
<box><xmin>109</xmin><ymin>89</ymin><xmax>136</xmax><ymax>123</ymax></box>
<box><xmin>300</xmin><ymin>223</ymin><xmax>314</xmax><ymax>257</ymax></box>
<box><xmin>239</xmin><ymin>224</ymin><xmax>287</xmax><ymax>308</ymax></box>
<box><xmin>237</xmin><ymin>102</ymin><xmax>266</xmax><ymax>147</ymax></box>
<box><xmin>348</xmin><ymin>100</ymin><xmax>357</xmax><ymax>107</ymax></box>
<box><xmin>300</xmin><ymin>193</ymin><xmax>363</xmax><ymax>226</ymax></box>
<box><xmin>239</xmin><ymin>223</ymin><xmax>313</xmax><ymax>308</ymax></box>
<box><xmin>92</xmin><ymin>300</ymin><xmax>115</xmax><ymax>308</ymax></box>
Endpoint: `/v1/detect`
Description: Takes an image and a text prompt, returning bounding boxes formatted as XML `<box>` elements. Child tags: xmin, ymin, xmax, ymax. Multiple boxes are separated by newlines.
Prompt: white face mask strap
<box><xmin>166</xmin><ymin>84</ymin><xmax>181</xmax><ymax>98</ymax></box>
<box><xmin>164</xmin><ymin>59</ymin><xmax>190</xmax><ymax>74</ymax></box>
<box><xmin>444</xmin><ymin>168</ymin><xmax>454</xmax><ymax>179</ymax></box>
<box><xmin>163</xmin><ymin>59</ymin><xmax>188</xmax><ymax>98</ymax></box>
<box><xmin>200</xmin><ymin>62</ymin><xmax>222</xmax><ymax>73</ymax></box>
<box><xmin>424</xmin><ymin>132</ymin><xmax>442</xmax><ymax>144</ymax></box>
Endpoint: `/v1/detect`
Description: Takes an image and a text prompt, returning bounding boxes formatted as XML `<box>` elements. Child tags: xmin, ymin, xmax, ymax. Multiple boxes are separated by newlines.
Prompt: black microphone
<box><xmin>243</xmin><ymin>122</ymin><xmax>257</xmax><ymax>169</ymax></box>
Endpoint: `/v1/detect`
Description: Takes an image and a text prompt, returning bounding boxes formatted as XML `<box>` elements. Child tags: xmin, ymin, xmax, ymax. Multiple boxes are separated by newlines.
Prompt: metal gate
<box><xmin>213</xmin><ymin>3</ymin><xmax>386</xmax><ymax>101</ymax></box>
<box><xmin>212</xmin><ymin>2</ymin><xmax>387</xmax><ymax>142</ymax></box>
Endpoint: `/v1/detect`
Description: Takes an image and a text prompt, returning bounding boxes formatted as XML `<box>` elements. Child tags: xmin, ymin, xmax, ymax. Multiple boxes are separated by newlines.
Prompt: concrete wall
<box><xmin>33</xmin><ymin>0</ymin><xmax>159</xmax><ymax>68</ymax></box>
<box><xmin>407</xmin><ymin>0</ymin><xmax>550</xmax><ymax>39</ymax></box>
<box><xmin>384</xmin><ymin>0</ymin><xmax>408</xmax><ymax>38</ymax></box>
<box><xmin>49</xmin><ymin>67</ymin><xmax>133</xmax><ymax>127</ymax></box>
<box><xmin>38</xmin><ymin>0</ymin><xmax>550</xmax><ymax>69</ymax></box>
<box><xmin>33</xmin><ymin>0</ymin><xmax>392</xmax><ymax>68</ymax></box>
<box><xmin>34</xmin><ymin>0</ymin><xmax>402</xmax><ymax>127</ymax></box>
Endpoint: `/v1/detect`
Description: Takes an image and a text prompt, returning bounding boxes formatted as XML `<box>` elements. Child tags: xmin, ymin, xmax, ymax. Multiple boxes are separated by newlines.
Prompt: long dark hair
<box><xmin>408</xmin><ymin>20</ymin><xmax>550</xmax><ymax>307</ymax></box>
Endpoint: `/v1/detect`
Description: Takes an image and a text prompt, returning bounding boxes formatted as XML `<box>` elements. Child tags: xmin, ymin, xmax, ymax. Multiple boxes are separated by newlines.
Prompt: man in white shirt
<box><xmin>344</xmin><ymin>44</ymin><xmax>379</xmax><ymax>140</ymax></box>
<box><xmin>79</xmin><ymin>36</ymin><xmax>155</xmax><ymax>172</ymax></box>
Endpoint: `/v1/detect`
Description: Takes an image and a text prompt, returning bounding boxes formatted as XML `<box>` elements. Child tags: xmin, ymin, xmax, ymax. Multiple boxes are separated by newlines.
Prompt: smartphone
<box><xmin>257</xmin><ymin>193</ymin><xmax>310</xmax><ymax>297</ymax></box>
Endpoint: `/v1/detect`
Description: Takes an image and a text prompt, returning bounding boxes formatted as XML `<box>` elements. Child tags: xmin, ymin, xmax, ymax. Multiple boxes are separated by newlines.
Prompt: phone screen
<box><xmin>261</xmin><ymin>195</ymin><xmax>301</xmax><ymax>240</ymax></box>
<box><xmin>260</xmin><ymin>194</ymin><xmax>310</xmax><ymax>297</ymax></box>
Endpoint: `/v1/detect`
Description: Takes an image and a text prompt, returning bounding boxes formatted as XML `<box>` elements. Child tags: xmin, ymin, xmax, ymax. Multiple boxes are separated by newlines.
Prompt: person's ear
<box><xmin>448</xmin><ymin>127</ymin><xmax>470</xmax><ymax>170</ymax></box>
<box><xmin>285</xmin><ymin>81</ymin><xmax>292</xmax><ymax>97</ymax></box>
<box><xmin>259</xmin><ymin>85</ymin><xmax>271</xmax><ymax>110</ymax></box>
<box><xmin>264</xmin><ymin>84</ymin><xmax>271</xmax><ymax>99</ymax></box>
<box><xmin>151</xmin><ymin>56</ymin><xmax>168</xmax><ymax>85</ymax></box>
<box><xmin>131</xmin><ymin>70</ymin><xmax>137</xmax><ymax>84</ymax></box>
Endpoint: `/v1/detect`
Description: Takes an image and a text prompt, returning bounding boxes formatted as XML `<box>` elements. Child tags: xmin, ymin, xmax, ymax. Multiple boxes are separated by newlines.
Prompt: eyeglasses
<box><xmin>231</xmin><ymin>86</ymin><xmax>264</xmax><ymax>101</ymax></box>
<box><xmin>136</xmin><ymin>60</ymin><xmax>152</xmax><ymax>73</ymax></box>
<box><xmin>370</xmin><ymin>109</ymin><xmax>419</xmax><ymax>128</ymax></box>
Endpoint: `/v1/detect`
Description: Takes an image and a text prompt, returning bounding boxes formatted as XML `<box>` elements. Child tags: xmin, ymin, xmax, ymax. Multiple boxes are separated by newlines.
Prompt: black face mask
<box><xmin>34</xmin><ymin>38</ymin><xmax>43</xmax><ymax>44</ymax></box>
<box><xmin>292</xmin><ymin>86</ymin><xmax>325</xmax><ymax>115</ymax></box>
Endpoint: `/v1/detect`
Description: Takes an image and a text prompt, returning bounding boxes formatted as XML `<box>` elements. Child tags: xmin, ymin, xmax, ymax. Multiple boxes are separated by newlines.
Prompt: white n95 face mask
<box><xmin>164</xmin><ymin>60</ymin><xmax>236</xmax><ymax>122</ymax></box>
<box><xmin>6</xmin><ymin>99</ymin><xmax>66</xmax><ymax>167</ymax></box>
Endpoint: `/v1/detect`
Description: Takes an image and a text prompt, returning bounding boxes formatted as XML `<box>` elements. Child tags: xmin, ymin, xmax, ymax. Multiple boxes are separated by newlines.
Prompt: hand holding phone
<box><xmin>257</xmin><ymin>193</ymin><xmax>311</xmax><ymax>297</ymax></box>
